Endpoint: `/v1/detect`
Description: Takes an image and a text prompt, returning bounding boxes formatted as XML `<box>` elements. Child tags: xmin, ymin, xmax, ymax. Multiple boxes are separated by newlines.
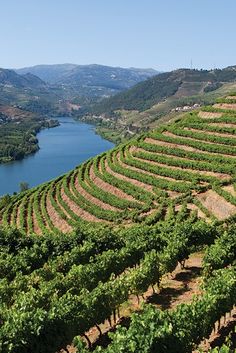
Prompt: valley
<box><xmin>1</xmin><ymin>2</ymin><xmax>236</xmax><ymax>352</ymax></box>
<box><xmin>2</xmin><ymin>95</ymin><xmax>236</xmax><ymax>232</ymax></box>
<box><xmin>1</xmin><ymin>65</ymin><xmax>236</xmax><ymax>353</ymax></box>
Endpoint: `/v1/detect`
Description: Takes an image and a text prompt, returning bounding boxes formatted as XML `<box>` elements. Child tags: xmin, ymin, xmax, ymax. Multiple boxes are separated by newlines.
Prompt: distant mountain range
<box><xmin>15</xmin><ymin>64</ymin><xmax>159</xmax><ymax>97</ymax></box>
<box><xmin>0</xmin><ymin>68</ymin><xmax>47</xmax><ymax>89</ymax></box>
<box><xmin>0</xmin><ymin>64</ymin><xmax>158</xmax><ymax>115</ymax></box>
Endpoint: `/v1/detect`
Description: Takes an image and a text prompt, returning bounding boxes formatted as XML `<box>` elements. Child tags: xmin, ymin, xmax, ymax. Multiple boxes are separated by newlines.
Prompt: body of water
<box><xmin>0</xmin><ymin>117</ymin><xmax>114</xmax><ymax>196</ymax></box>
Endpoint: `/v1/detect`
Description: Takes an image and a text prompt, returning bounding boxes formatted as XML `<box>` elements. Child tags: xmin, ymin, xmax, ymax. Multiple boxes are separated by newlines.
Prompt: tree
<box><xmin>19</xmin><ymin>182</ymin><xmax>29</xmax><ymax>192</ymax></box>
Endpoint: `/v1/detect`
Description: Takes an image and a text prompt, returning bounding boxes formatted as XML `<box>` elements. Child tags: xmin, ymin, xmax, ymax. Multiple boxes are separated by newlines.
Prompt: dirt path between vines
<box><xmin>194</xmin><ymin>308</ymin><xmax>236</xmax><ymax>352</ymax></box>
<box><xmin>62</xmin><ymin>252</ymin><xmax>203</xmax><ymax>353</ymax></box>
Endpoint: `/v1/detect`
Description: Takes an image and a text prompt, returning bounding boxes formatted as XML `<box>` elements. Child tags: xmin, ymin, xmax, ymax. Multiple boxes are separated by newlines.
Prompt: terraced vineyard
<box><xmin>1</xmin><ymin>94</ymin><xmax>236</xmax><ymax>353</ymax></box>
<box><xmin>2</xmin><ymin>94</ymin><xmax>236</xmax><ymax>235</ymax></box>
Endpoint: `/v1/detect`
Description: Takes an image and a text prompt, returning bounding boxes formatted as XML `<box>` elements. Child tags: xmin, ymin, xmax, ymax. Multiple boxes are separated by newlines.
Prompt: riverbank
<box><xmin>0</xmin><ymin>118</ymin><xmax>59</xmax><ymax>164</ymax></box>
<box><xmin>0</xmin><ymin>117</ymin><xmax>114</xmax><ymax>196</ymax></box>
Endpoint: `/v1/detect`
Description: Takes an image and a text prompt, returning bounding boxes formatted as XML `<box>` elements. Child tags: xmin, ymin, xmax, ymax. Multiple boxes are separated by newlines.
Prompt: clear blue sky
<box><xmin>1</xmin><ymin>0</ymin><xmax>236</xmax><ymax>71</ymax></box>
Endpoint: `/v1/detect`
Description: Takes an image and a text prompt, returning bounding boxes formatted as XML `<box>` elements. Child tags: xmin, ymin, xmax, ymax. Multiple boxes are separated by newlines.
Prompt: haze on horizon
<box><xmin>1</xmin><ymin>0</ymin><xmax>236</xmax><ymax>72</ymax></box>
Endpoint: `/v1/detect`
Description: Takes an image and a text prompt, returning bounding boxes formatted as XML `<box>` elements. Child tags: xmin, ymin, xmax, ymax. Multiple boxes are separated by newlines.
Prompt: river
<box><xmin>0</xmin><ymin>117</ymin><xmax>114</xmax><ymax>196</ymax></box>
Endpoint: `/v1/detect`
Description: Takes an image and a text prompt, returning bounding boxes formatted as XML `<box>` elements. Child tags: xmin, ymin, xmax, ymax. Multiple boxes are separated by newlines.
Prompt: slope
<box><xmin>1</xmin><ymin>95</ymin><xmax>236</xmax><ymax>234</ymax></box>
<box><xmin>88</xmin><ymin>66</ymin><xmax>236</xmax><ymax>114</ymax></box>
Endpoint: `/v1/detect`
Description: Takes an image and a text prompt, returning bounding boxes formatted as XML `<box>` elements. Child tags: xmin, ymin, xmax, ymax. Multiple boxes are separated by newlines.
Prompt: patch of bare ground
<box><xmin>8</xmin><ymin>203</ymin><xmax>17</xmax><ymax>227</ymax></box>
<box><xmin>140</xmin><ymin>208</ymin><xmax>158</xmax><ymax>218</ymax></box>
<box><xmin>55</xmin><ymin>191</ymin><xmax>72</xmax><ymax>220</ymax></box>
<box><xmin>117</xmin><ymin>151</ymin><xmax>189</xmax><ymax>184</ymax></box>
<box><xmin>131</xmin><ymin>147</ymin><xmax>230</xmax><ymax>181</ymax></box>
<box><xmin>222</xmin><ymin>184</ymin><xmax>236</xmax><ymax>197</ymax></box>
<box><xmin>89</xmin><ymin>163</ymin><xmax>136</xmax><ymax>202</ymax></box>
<box><xmin>198</xmin><ymin>111</ymin><xmax>223</xmax><ymax>119</ymax></box>
<box><xmin>62</xmin><ymin>253</ymin><xmax>203</xmax><ymax>353</ymax></box>
<box><xmin>163</xmin><ymin>130</ymin><xmax>236</xmax><ymax>148</ymax></box>
<box><xmin>167</xmin><ymin>190</ymin><xmax>182</xmax><ymax>199</ymax></box>
<box><xmin>145</xmin><ymin>136</ymin><xmax>236</xmax><ymax>160</ymax></box>
<box><xmin>226</xmin><ymin>96</ymin><xmax>236</xmax><ymax>100</ymax></box>
<box><xmin>145</xmin><ymin>136</ymin><xmax>208</xmax><ymax>152</ymax></box>
<box><xmin>80</xmin><ymin>179</ymin><xmax>121</xmax><ymax>212</ymax></box>
<box><xmin>175</xmin><ymin>203</ymin><xmax>207</xmax><ymax>219</ymax></box>
<box><xmin>214</xmin><ymin>103</ymin><xmax>236</xmax><ymax>111</ymax></box>
<box><xmin>46</xmin><ymin>195</ymin><xmax>72</xmax><ymax>233</ymax></box>
<box><xmin>197</xmin><ymin>189</ymin><xmax>236</xmax><ymax>220</ymax></box>
<box><xmin>60</xmin><ymin>187</ymin><xmax>102</xmax><ymax>223</ymax></box>
<box><xmin>32</xmin><ymin>210</ymin><xmax>42</xmax><ymax>235</ymax></box>
<box><xmin>104</xmin><ymin>159</ymin><xmax>154</xmax><ymax>193</ymax></box>
<box><xmin>16</xmin><ymin>202</ymin><xmax>22</xmax><ymax>229</ymax></box>
<box><xmin>73</xmin><ymin>175</ymin><xmax>120</xmax><ymax>212</ymax></box>
<box><xmin>208</xmin><ymin>122</ymin><xmax>236</xmax><ymax>128</ymax></box>
<box><xmin>194</xmin><ymin>309</ymin><xmax>236</xmax><ymax>352</ymax></box>
<box><xmin>184</xmin><ymin>127</ymin><xmax>236</xmax><ymax>139</ymax></box>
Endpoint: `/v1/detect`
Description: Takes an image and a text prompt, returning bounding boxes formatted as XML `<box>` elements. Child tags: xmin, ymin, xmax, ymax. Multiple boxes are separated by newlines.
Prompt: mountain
<box><xmin>80</xmin><ymin>66</ymin><xmax>236</xmax><ymax>143</ymax></box>
<box><xmin>15</xmin><ymin>64</ymin><xmax>159</xmax><ymax>97</ymax></box>
<box><xmin>0</xmin><ymin>68</ymin><xmax>47</xmax><ymax>89</ymax></box>
<box><xmin>0</xmin><ymin>68</ymin><xmax>68</xmax><ymax>115</ymax></box>
<box><xmin>89</xmin><ymin>66</ymin><xmax>236</xmax><ymax>114</ymax></box>
<box><xmin>0</xmin><ymin>65</ymin><xmax>158</xmax><ymax>116</ymax></box>
<box><xmin>16</xmin><ymin>64</ymin><xmax>78</xmax><ymax>83</ymax></box>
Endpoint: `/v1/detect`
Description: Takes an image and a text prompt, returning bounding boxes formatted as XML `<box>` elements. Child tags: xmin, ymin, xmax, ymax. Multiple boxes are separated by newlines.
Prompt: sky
<box><xmin>0</xmin><ymin>0</ymin><xmax>236</xmax><ymax>71</ymax></box>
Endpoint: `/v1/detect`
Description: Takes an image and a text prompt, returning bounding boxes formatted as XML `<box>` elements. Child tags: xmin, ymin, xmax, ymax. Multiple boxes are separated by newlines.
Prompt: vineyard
<box><xmin>0</xmin><ymin>94</ymin><xmax>236</xmax><ymax>353</ymax></box>
<box><xmin>2</xmin><ymin>95</ymin><xmax>236</xmax><ymax>233</ymax></box>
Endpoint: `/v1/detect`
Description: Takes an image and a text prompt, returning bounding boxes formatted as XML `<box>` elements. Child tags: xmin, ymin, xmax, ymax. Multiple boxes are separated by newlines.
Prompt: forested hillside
<box><xmin>0</xmin><ymin>104</ymin><xmax>58</xmax><ymax>163</ymax></box>
<box><xmin>88</xmin><ymin>66</ymin><xmax>236</xmax><ymax>114</ymax></box>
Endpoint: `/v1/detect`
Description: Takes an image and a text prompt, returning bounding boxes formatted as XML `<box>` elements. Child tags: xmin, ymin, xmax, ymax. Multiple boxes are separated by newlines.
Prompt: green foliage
<box><xmin>19</xmin><ymin>182</ymin><xmax>29</xmax><ymax>192</ymax></box>
<box><xmin>0</xmin><ymin>218</ymin><xmax>218</xmax><ymax>353</ymax></box>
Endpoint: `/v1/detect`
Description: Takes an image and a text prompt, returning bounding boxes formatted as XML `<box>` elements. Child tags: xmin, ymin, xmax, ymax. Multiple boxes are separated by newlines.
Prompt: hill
<box><xmin>79</xmin><ymin>66</ymin><xmax>236</xmax><ymax>143</ymax></box>
<box><xmin>0</xmin><ymin>104</ymin><xmax>58</xmax><ymax>163</ymax></box>
<box><xmin>0</xmin><ymin>68</ymin><xmax>67</xmax><ymax>115</ymax></box>
<box><xmin>15</xmin><ymin>64</ymin><xmax>159</xmax><ymax>97</ymax></box>
<box><xmin>2</xmin><ymin>94</ymin><xmax>236</xmax><ymax>233</ymax></box>
<box><xmin>0</xmin><ymin>94</ymin><xmax>236</xmax><ymax>353</ymax></box>
<box><xmin>88</xmin><ymin>66</ymin><xmax>236</xmax><ymax>113</ymax></box>
<box><xmin>0</xmin><ymin>68</ymin><xmax>47</xmax><ymax>88</ymax></box>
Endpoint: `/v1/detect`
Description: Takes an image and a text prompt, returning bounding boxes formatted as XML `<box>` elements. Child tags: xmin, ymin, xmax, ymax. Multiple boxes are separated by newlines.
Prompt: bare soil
<box><xmin>175</xmin><ymin>203</ymin><xmax>207</xmax><ymax>219</ymax></box>
<box><xmin>214</xmin><ymin>103</ymin><xmax>236</xmax><ymax>111</ymax></box>
<box><xmin>144</xmin><ymin>137</ymin><xmax>236</xmax><ymax>159</ymax></box>
<box><xmin>89</xmin><ymin>163</ymin><xmax>136</xmax><ymax>201</ymax></box>
<box><xmin>105</xmin><ymin>159</ymin><xmax>154</xmax><ymax>193</ymax></box>
<box><xmin>208</xmin><ymin>122</ymin><xmax>236</xmax><ymax>129</ymax></box>
<box><xmin>117</xmin><ymin>151</ymin><xmax>189</xmax><ymax>184</ymax></box>
<box><xmin>74</xmin><ymin>175</ymin><xmax>120</xmax><ymax>212</ymax></box>
<box><xmin>198</xmin><ymin>111</ymin><xmax>223</xmax><ymax>119</ymax></box>
<box><xmin>163</xmin><ymin>130</ymin><xmax>236</xmax><ymax>148</ymax></box>
<box><xmin>184</xmin><ymin>127</ymin><xmax>236</xmax><ymax>140</ymax></box>
<box><xmin>60</xmin><ymin>187</ymin><xmax>102</xmax><ymax>223</ymax></box>
<box><xmin>32</xmin><ymin>210</ymin><xmax>42</xmax><ymax>235</ymax></box>
<box><xmin>195</xmin><ymin>309</ymin><xmax>236</xmax><ymax>352</ymax></box>
<box><xmin>132</xmin><ymin>148</ymin><xmax>230</xmax><ymax>181</ymax></box>
<box><xmin>197</xmin><ymin>189</ymin><xmax>236</xmax><ymax>220</ymax></box>
<box><xmin>46</xmin><ymin>195</ymin><xmax>72</xmax><ymax>233</ymax></box>
<box><xmin>62</xmin><ymin>253</ymin><xmax>203</xmax><ymax>353</ymax></box>
<box><xmin>223</xmin><ymin>184</ymin><xmax>236</xmax><ymax>197</ymax></box>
